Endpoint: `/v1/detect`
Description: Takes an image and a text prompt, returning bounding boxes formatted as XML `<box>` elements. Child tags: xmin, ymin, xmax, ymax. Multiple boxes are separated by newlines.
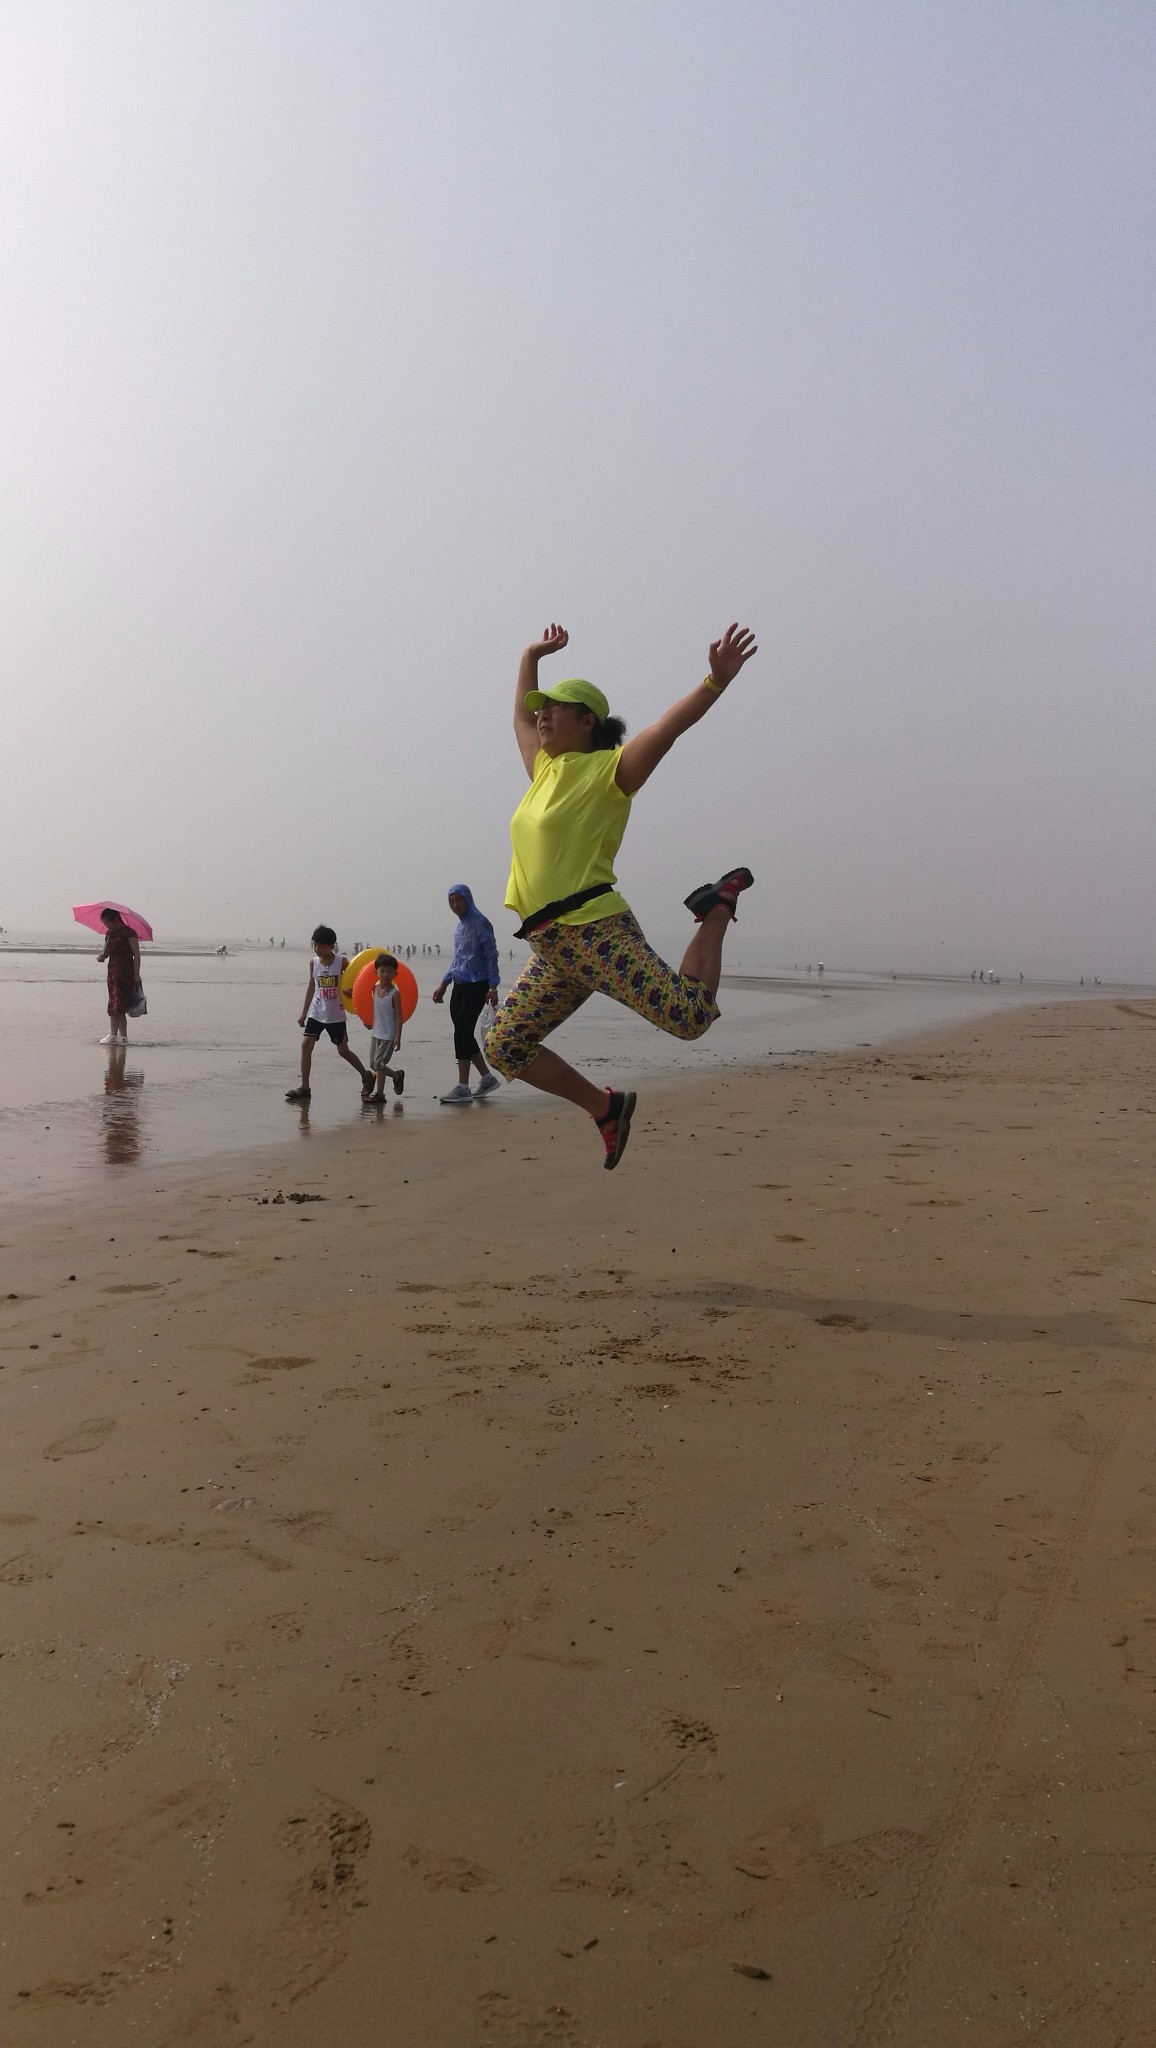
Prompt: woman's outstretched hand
<box><xmin>708</xmin><ymin>623</ymin><xmax>758</xmax><ymax>690</ymax></box>
<box><xmin>528</xmin><ymin>623</ymin><xmax>569</xmax><ymax>660</ymax></box>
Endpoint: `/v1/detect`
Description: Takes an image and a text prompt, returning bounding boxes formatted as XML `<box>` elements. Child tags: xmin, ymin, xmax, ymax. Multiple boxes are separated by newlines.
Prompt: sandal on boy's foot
<box><xmin>595</xmin><ymin>1089</ymin><xmax>637</xmax><ymax>1171</ymax></box>
<box><xmin>361</xmin><ymin>1075</ymin><xmax>376</xmax><ymax>1101</ymax></box>
<box><xmin>285</xmin><ymin>1087</ymin><xmax>311</xmax><ymax>1102</ymax></box>
<box><xmin>391</xmin><ymin>1068</ymin><xmax>405</xmax><ymax>1096</ymax></box>
<box><xmin>684</xmin><ymin>866</ymin><xmax>754</xmax><ymax>923</ymax></box>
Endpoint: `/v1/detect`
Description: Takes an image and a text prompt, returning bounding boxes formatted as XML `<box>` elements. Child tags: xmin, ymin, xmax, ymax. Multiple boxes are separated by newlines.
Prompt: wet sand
<box><xmin>3</xmin><ymin>936</ymin><xmax>1129</xmax><ymax>1198</ymax></box>
<box><xmin>2</xmin><ymin>1000</ymin><xmax>1155</xmax><ymax>2046</ymax></box>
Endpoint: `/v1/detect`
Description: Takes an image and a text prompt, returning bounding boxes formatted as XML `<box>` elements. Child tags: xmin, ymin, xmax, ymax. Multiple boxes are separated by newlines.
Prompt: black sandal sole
<box><xmin>684</xmin><ymin>866</ymin><xmax>754</xmax><ymax>920</ymax></box>
<box><xmin>602</xmin><ymin>1090</ymin><xmax>637</xmax><ymax>1170</ymax></box>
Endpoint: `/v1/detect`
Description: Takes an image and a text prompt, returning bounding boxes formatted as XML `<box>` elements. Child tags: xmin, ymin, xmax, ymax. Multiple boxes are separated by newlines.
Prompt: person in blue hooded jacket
<box><xmin>431</xmin><ymin>885</ymin><xmax>502</xmax><ymax>1104</ymax></box>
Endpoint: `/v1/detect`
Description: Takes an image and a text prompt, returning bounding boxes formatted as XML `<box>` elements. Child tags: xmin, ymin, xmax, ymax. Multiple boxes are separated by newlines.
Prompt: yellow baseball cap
<box><xmin>524</xmin><ymin>677</ymin><xmax>609</xmax><ymax>722</ymax></box>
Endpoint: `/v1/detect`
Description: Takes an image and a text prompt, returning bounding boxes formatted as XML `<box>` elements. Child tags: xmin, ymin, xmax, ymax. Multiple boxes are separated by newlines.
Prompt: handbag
<box><xmin>127</xmin><ymin>978</ymin><xmax>148</xmax><ymax>1019</ymax></box>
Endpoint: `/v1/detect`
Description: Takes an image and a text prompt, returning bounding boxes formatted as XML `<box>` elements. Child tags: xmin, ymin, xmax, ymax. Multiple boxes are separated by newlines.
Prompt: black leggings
<box><xmin>450</xmin><ymin>979</ymin><xmax>490</xmax><ymax>1061</ymax></box>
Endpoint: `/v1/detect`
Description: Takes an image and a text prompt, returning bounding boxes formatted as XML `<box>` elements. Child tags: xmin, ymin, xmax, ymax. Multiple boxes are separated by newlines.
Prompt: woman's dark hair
<box><xmin>101</xmin><ymin>907</ymin><xmax>124</xmax><ymax>926</ymax></box>
<box><xmin>589</xmin><ymin>713</ymin><xmax>626</xmax><ymax>750</ymax></box>
<box><xmin>311</xmin><ymin>924</ymin><xmax>337</xmax><ymax>946</ymax></box>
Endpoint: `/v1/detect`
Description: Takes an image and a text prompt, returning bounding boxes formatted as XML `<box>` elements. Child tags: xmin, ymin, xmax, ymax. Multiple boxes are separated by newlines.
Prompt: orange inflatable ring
<box><xmin>341</xmin><ymin>950</ymin><xmax>418</xmax><ymax>1028</ymax></box>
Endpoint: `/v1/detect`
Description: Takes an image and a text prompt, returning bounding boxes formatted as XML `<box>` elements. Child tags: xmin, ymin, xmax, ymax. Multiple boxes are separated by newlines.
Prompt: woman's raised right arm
<box><xmin>514</xmin><ymin>623</ymin><xmax>568</xmax><ymax>778</ymax></box>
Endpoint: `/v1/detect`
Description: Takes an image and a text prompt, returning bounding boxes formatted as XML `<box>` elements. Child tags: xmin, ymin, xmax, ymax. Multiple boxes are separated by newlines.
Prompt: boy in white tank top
<box><xmin>286</xmin><ymin>924</ymin><xmax>375</xmax><ymax>1103</ymax></box>
<box><xmin>367</xmin><ymin>953</ymin><xmax>405</xmax><ymax>1102</ymax></box>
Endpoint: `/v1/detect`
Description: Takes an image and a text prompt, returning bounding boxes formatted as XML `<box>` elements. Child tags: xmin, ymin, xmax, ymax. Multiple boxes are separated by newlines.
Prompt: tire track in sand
<box><xmin>845</xmin><ymin>1356</ymin><xmax>1152</xmax><ymax>2048</ymax></box>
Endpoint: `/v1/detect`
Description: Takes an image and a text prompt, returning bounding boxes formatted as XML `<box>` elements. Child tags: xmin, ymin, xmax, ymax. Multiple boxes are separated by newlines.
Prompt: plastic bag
<box><xmin>127</xmin><ymin>979</ymin><xmax>148</xmax><ymax>1019</ymax></box>
<box><xmin>476</xmin><ymin>1000</ymin><xmax>498</xmax><ymax>1047</ymax></box>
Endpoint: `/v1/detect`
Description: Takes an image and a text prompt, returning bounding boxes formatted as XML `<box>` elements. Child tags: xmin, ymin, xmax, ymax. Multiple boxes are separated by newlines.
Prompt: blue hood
<box><xmin>444</xmin><ymin>884</ymin><xmax>500</xmax><ymax>988</ymax></box>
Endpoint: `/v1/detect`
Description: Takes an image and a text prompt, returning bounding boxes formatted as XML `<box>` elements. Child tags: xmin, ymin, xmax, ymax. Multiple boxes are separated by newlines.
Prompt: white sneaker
<box><xmin>473</xmin><ymin>1072</ymin><xmax>501</xmax><ymax>1097</ymax></box>
<box><xmin>100</xmin><ymin>1034</ymin><xmax>126</xmax><ymax>1047</ymax></box>
<box><xmin>439</xmin><ymin>1084</ymin><xmax>473</xmax><ymax>1105</ymax></box>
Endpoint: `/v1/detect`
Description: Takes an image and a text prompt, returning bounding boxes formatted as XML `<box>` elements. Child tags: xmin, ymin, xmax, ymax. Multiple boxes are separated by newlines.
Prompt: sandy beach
<box><xmin>3</xmin><ymin>997</ymin><xmax>1155</xmax><ymax>2046</ymax></box>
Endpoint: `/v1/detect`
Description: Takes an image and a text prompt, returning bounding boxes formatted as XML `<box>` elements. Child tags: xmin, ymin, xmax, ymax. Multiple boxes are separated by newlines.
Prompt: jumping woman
<box><xmin>485</xmin><ymin>621</ymin><xmax>758</xmax><ymax>1169</ymax></box>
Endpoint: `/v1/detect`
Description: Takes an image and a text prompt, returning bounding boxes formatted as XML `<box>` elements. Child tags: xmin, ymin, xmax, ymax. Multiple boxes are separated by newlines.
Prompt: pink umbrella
<box><xmin>73</xmin><ymin>901</ymin><xmax>154</xmax><ymax>942</ymax></box>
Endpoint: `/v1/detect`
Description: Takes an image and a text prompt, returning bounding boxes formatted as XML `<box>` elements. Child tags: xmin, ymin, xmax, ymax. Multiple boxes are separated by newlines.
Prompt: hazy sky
<box><xmin>3</xmin><ymin>2</ymin><xmax>1153</xmax><ymax>976</ymax></box>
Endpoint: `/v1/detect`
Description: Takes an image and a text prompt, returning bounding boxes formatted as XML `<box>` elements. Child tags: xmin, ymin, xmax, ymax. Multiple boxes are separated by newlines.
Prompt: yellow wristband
<box><xmin>702</xmin><ymin>674</ymin><xmax>722</xmax><ymax>696</ymax></box>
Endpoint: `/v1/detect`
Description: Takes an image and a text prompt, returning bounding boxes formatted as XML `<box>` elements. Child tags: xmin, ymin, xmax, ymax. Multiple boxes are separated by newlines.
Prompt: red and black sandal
<box><xmin>595</xmin><ymin>1089</ymin><xmax>637</xmax><ymax>1171</ymax></box>
<box><xmin>683</xmin><ymin>866</ymin><xmax>754</xmax><ymax>922</ymax></box>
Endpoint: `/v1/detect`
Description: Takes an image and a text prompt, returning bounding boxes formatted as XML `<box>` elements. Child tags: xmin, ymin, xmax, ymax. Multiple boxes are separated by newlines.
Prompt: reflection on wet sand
<box><xmin>102</xmin><ymin>1048</ymin><xmax>144</xmax><ymax>1166</ymax></box>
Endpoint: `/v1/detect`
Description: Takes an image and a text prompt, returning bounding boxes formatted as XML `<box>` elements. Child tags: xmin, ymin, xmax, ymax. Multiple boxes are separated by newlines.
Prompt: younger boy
<box><xmin>286</xmin><ymin>925</ymin><xmax>374</xmax><ymax>1103</ymax></box>
<box><xmin>367</xmin><ymin>954</ymin><xmax>405</xmax><ymax>1102</ymax></box>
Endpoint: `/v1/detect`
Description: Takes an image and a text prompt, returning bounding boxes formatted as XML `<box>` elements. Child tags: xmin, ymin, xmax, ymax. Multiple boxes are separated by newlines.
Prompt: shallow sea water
<box><xmin>0</xmin><ymin>936</ymin><xmax>1131</xmax><ymax>1201</ymax></box>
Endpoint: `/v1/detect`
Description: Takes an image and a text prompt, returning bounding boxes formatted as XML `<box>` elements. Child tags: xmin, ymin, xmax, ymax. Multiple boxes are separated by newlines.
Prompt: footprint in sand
<box><xmin>261</xmin><ymin>1805</ymin><xmax>372</xmax><ymax>2007</ymax></box>
<box><xmin>403</xmin><ymin>1844</ymin><xmax>500</xmax><ymax>1893</ymax></box>
<box><xmin>45</xmin><ymin>1780</ymin><xmax>228</xmax><ymax>1893</ymax></box>
<box><xmin>0</xmin><ymin>1551</ymin><xmax>54</xmax><ymax>1585</ymax></box>
<box><xmin>241</xmin><ymin>1356</ymin><xmax>314</xmax><ymax>1378</ymax></box>
<box><xmin>643</xmin><ymin>1710</ymin><xmax>717</xmax><ymax>1753</ymax></box>
<box><xmin>225</xmin><ymin>1609</ymin><xmax>307</xmax><ymax>1653</ymax></box>
<box><xmin>952</xmin><ymin>1440</ymin><xmax>996</xmax><ymax>1465</ymax></box>
<box><xmin>177</xmin><ymin>1798</ymin><xmax>371</xmax><ymax>2031</ymax></box>
<box><xmin>1054</xmin><ymin>1410</ymin><xmax>1101</xmax><ymax>1457</ymax></box>
<box><xmin>43</xmin><ymin>1416</ymin><xmax>115</xmax><ymax>1460</ymax></box>
<box><xmin>234</xmin><ymin>1448</ymin><xmax>300</xmax><ymax>1473</ymax></box>
<box><xmin>729</xmin><ymin>1813</ymin><xmax>921</xmax><ymax>1902</ymax></box>
<box><xmin>477</xmin><ymin>1991</ymin><xmax>577</xmax><ymax>2045</ymax></box>
<box><xmin>72</xmin><ymin>1519</ymin><xmax>292</xmax><ymax>1574</ymax></box>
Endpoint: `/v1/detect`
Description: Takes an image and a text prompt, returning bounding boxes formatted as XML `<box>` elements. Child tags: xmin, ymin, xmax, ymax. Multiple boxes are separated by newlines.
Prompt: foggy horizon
<box><xmin>3</xmin><ymin>4</ymin><xmax>1153</xmax><ymax>981</ymax></box>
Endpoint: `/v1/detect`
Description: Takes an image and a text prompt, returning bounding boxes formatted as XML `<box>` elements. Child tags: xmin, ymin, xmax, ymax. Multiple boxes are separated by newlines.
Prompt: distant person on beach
<box><xmin>432</xmin><ymin>887</ymin><xmax>502</xmax><ymax>1104</ymax></box>
<box><xmin>485</xmin><ymin>620</ymin><xmax>757</xmax><ymax>1170</ymax></box>
<box><xmin>96</xmin><ymin>907</ymin><xmax>140</xmax><ymax>1045</ymax></box>
<box><xmin>366</xmin><ymin>954</ymin><xmax>405</xmax><ymax>1102</ymax></box>
<box><xmin>286</xmin><ymin>925</ymin><xmax>374</xmax><ymax>1103</ymax></box>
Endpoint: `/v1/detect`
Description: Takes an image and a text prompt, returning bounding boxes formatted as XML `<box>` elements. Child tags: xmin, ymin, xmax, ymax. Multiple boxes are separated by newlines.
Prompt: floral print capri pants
<box><xmin>486</xmin><ymin>911</ymin><xmax>720</xmax><ymax>1081</ymax></box>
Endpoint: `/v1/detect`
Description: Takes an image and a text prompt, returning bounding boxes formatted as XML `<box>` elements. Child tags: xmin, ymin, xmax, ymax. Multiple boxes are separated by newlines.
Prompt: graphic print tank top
<box><xmin>307</xmin><ymin>951</ymin><xmax>346</xmax><ymax>1024</ymax></box>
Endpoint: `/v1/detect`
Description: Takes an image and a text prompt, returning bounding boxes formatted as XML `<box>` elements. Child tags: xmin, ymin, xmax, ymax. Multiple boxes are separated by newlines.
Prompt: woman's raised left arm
<box><xmin>615</xmin><ymin>623</ymin><xmax>757</xmax><ymax>796</ymax></box>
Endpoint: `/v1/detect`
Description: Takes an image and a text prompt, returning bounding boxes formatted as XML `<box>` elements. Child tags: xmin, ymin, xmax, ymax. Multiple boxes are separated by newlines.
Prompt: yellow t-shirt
<box><xmin>506</xmin><ymin>746</ymin><xmax>632</xmax><ymax>926</ymax></box>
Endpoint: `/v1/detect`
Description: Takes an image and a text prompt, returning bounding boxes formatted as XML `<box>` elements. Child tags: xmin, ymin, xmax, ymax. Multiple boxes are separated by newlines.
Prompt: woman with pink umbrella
<box><xmin>73</xmin><ymin>901</ymin><xmax>151</xmax><ymax>1045</ymax></box>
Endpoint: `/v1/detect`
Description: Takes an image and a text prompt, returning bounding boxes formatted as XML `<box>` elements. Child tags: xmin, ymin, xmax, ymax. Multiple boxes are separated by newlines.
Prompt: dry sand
<box><xmin>2</xmin><ymin>999</ymin><xmax>1155</xmax><ymax>2047</ymax></box>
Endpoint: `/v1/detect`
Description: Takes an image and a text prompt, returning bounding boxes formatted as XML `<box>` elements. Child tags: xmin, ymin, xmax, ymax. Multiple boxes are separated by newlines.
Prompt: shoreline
<box><xmin>2</xmin><ymin>998</ymin><xmax>1155</xmax><ymax>2044</ymax></box>
<box><xmin>3</xmin><ymin>978</ymin><xmax>1142</xmax><ymax>1212</ymax></box>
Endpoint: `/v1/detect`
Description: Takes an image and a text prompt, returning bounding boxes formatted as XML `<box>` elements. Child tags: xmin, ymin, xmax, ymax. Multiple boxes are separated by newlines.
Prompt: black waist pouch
<box><xmin>515</xmin><ymin>883</ymin><xmax>615</xmax><ymax>942</ymax></box>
